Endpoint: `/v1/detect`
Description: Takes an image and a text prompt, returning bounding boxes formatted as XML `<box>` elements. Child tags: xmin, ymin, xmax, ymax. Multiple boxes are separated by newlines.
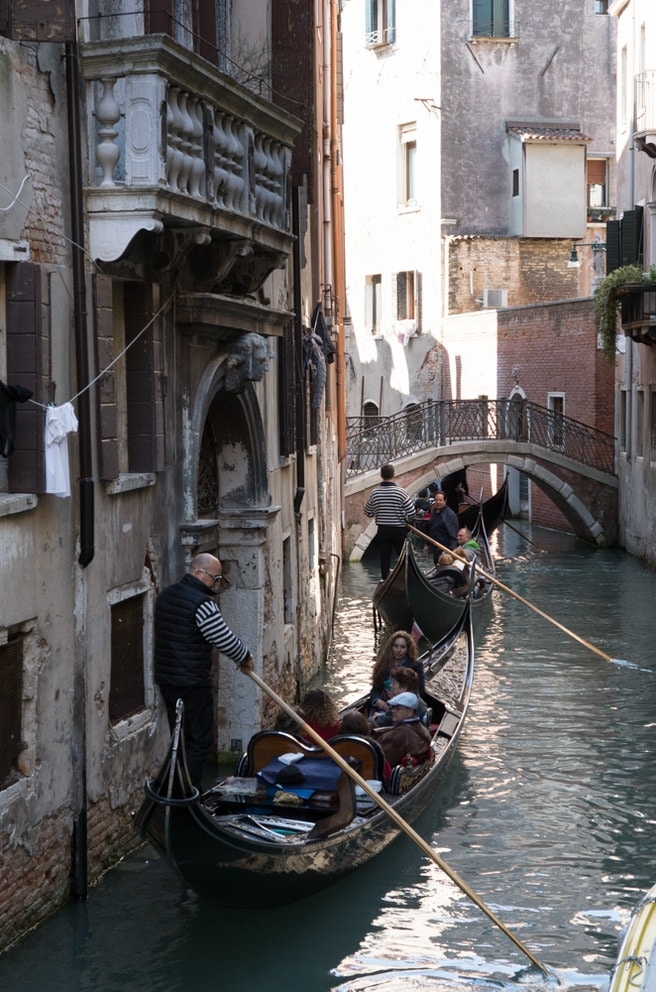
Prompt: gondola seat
<box><xmin>327</xmin><ymin>734</ymin><xmax>386</xmax><ymax>783</ymax></box>
<box><xmin>237</xmin><ymin>730</ymin><xmax>322</xmax><ymax>776</ymax></box>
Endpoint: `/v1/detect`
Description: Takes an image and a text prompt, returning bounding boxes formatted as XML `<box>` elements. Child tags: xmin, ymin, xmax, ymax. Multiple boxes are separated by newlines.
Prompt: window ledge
<box><xmin>398</xmin><ymin>202</ymin><xmax>420</xmax><ymax>215</ymax></box>
<box><xmin>105</xmin><ymin>473</ymin><xmax>156</xmax><ymax>495</ymax></box>
<box><xmin>0</xmin><ymin>493</ymin><xmax>38</xmax><ymax>518</ymax></box>
<box><xmin>470</xmin><ymin>35</ymin><xmax>518</xmax><ymax>45</ymax></box>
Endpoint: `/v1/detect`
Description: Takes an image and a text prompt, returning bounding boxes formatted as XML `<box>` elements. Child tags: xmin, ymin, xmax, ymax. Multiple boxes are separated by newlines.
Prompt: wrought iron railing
<box><xmin>345</xmin><ymin>400</ymin><xmax>616</xmax><ymax>478</ymax></box>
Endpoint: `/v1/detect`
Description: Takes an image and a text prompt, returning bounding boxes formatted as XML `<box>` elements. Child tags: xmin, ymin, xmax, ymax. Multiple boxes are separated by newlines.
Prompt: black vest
<box><xmin>154</xmin><ymin>574</ymin><xmax>215</xmax><ymax>688</ymax></box>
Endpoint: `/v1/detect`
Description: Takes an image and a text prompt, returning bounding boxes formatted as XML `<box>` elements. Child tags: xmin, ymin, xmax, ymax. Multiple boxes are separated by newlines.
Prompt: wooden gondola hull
<box><xmin>457</xmin><ymin>476</ymin><xmax>509</xmax><ymax>535</ymax></box>
<box><xmin>404</xmin><ymin>539</ymin><xmax>493</xmax><ymax>643</ymax></box>
<box><xmin>372</xmin><ymin>541</ymin><xmax>413</xmax><ymax>632</ymax></box>
<box><xmin>134</xmin><ymin>605</ymin><xmax>474</xmax><ymax>909</ymax></box>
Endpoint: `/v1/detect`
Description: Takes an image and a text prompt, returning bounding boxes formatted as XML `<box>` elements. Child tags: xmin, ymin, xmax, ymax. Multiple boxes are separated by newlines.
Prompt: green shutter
<box><xmin>606</xmin><ymin>220</ymin><xmax>620</xmax><ymax>274</ymax></box>
<box><xmin>386</xmin><ymin>0</ymin><xmax>396</xmax><ymax>43</ymax></box>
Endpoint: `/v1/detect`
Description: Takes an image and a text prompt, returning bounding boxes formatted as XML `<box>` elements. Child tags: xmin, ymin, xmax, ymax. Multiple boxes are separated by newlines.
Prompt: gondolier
<box><xmin>364</xmin><ymin>463</ymin><xmax>415</xmax><ymax>579</ymax></box>
<box><xmin>154</xmin><ymin>553</ymin><xmax>253</xmax><ymax>789</ymax></box>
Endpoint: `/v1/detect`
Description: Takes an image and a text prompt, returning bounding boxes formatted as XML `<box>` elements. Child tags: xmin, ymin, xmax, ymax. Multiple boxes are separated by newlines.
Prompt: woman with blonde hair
<box><xmin>369</xmin><ymin>630</ymin><xmax>424</xmax><ymax>718</ymax></box>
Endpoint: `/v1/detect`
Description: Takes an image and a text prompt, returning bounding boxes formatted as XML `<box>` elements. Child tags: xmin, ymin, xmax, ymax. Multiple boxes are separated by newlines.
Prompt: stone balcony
<box><xmin>80</xmin><ymin>35</ymin><xmax>300</xmax><ymax>271</ymax></box>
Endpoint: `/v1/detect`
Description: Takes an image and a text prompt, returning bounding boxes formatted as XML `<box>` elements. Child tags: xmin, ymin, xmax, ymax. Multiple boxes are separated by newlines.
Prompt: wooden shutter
<box><xmin>386</xmin><ymin>0</ymin><xmax>396</xmax><ymax>43</ymax></box>
<box><xmin>621</xmin><ymin>207</ymin><xmax>644</xmax><ymax>268</ymax></box>
<box><xmin>606</xmin><ymin>219</ymin><xmax>620</xmax><ymax>274</ymax></box>
<box><xmin>94</xmin><ymin>274</ymin><xmax>120</xmax><ymax>480</ymax></box>
<box><xmin>6</xmin><ymin>262</ymin><xmax>50</xmax><ymax>494</ymax></box>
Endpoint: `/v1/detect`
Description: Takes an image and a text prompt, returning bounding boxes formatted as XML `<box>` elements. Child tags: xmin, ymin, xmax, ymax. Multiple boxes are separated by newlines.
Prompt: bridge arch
<box><xmin>345</xmin><ymin>440</ymin><xmax>618</xmax><ymax>560</ymax></box>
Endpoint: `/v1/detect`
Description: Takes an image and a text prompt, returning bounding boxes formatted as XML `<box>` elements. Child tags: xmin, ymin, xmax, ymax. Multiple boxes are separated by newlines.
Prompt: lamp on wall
<box><xmin>567</xmin><ymin>240</ymin><xmax>607</xmax><ymax>268</ymax></box>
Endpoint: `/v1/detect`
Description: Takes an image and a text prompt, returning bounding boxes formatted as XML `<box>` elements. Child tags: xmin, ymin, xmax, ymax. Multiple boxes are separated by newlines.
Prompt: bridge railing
<box><xmin>345</xmin><ymin>399</ymin><xmax>616</xmax><ymax>478</ymax></box>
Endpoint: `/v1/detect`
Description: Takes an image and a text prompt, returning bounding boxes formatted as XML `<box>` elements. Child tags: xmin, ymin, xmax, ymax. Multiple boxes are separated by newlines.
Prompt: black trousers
<box><xmin>377</xmin><ymin>525</ymin><xmax>407</xmax><ymax>579</ymax></box>
<box><xmin>159</xmin><ymin>684</ymin><xmax>214</xmax><ymax>790</ymax></box>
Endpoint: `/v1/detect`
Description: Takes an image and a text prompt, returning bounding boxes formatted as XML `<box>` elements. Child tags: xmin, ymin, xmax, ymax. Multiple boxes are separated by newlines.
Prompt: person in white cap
<box><xmin>374</xmin><ymin>691</ymin><xmax>431</xmax><ymax>768</ymax></box>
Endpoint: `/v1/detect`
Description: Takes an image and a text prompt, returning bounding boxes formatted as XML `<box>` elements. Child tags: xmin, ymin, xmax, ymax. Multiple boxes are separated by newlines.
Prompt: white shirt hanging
<box><xmin>45</xmin><ymin>403</ymin><xmax>78</xmax><ymax>498</ymax></box>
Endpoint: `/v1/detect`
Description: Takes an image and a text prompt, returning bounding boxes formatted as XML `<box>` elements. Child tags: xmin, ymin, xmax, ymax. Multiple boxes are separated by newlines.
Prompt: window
<box><xmin>282</xmin><ymin>536</ymin><xmax>293</xmax><ymax>624</ymax></box>
<box><xmin>365</xmin><ymin>274</ymin><xmax>382</xmax><ymax>334</ymax></box>
<box><xmin>636</xmin><ymin>389</ymin><xmax>644</xmax><ymax>459</ymax></box>
<box><xmin>618</xmin><ymin>389</ymin><xmax>627</xmax><ymax>452</ymax></box>
<box><xmin>399</xmin><ymin>124</ymin><xmax>417</xmax><ymax>206</ymax></box>
<box><xmin>594</xmin><ymin>1</ymin><xmax>608</xmax><ymax>13</ymax></box>
<box><xmin>95</xmin><ymin>278</ymin><xmax>167</xmax><ymax>481</ymax></box>
<box><xmin>0</xmin><ymin>635</ymin><xmax>23</xmax><ymax>789</ymax></box>
<box><xmin>396</xmin><ymin>271</ymin><xmax>415</xmax><ymax>321</ymax></box>
<box><xmin>587</xmin><ymin>159</ymin><xmax>608</xmax><ymax>208</ymax></box>
<box><xmin>547</xmin><ymin>394</ymin><xmax>565</xmax><ymax>450</ymax></box>
<box><xmin>512</xmin><ymin>168</ymin><xmax>519</xmax><ymax>197</ymax></box>
<box><xmin>472</xmin><ymin>0</ymin><xmax>513</xmax><ymax>38</ymax></box>
<box><xmin>109</xmin><ymin>595</ymin><xmax>146</xmax><ymax>723</ymax></box>
<box><xmin>365</xmin><ymin>0</ymin><xmax>396</xmax><ymax>47</ymax></box>
<box><xmin>606</xmin><ymin>207</ymin><xmax>644</xmax><ymax>273</ymax></box>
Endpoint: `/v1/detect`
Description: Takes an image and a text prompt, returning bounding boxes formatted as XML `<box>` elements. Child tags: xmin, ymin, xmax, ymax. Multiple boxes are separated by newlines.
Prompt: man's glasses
<box><xmin>197</xmin><ymin>568</ymin><xmax>230</xmax><ymax>589</ymax></box>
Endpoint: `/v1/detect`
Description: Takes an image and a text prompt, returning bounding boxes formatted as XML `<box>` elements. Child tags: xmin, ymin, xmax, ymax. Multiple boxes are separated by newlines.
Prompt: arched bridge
<box><xmin>343</xmin><ymin>399</ymin><xmax>618</xmax><ymax>554</ymax></box>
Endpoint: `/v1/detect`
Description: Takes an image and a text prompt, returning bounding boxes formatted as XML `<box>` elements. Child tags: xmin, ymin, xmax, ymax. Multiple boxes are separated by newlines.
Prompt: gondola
<box><xmin>134</xmin><ymin>602</ymin><xmax>474</xmax><ymax>909</ymax></box>
<box><xmin>373</xmin><ymin>510</ymin><xmax>494</xmax><ymax>638</ymax></box>
<box><xmin>404</xmin><ymin>524</ymin><xmax>494</xmax><ymax>643</ymax></box>
<box><xmin>457</xmin><ymin>475</ymin><xmax>509</xmax><ymax>535</ymax></box>
<box><xmin>609</xmin><ymin>883</ymin><xmax>656</xmax><ymax>992</ymax></box>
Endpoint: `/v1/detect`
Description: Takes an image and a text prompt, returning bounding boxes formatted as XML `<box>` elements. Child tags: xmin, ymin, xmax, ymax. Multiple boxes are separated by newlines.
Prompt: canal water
<box><xmin>2</xmin><ymin>527</ymin><xmax>656</xmax><ymax>992</ymax></box>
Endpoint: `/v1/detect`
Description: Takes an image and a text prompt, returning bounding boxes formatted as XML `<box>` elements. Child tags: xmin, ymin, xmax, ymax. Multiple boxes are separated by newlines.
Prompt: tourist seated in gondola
<box><xmin>373</xmin><ymin>692</ymin><xmax>432</xmax><ymax>768</ymax></box>
<box><xmin>430</xmin><ymin>552</ymin><xmax>470</xmax><ymax>598</ymax></box>
<box><xmin>338</xmin><ymin>709</ymin><xmax>393</xmax><ymax>780</ymax></box>
<box><xmin>371</xmin><ymin>667</ymin><xmax>428</xmax><ymax>728</ymax></box>
<box><xmin>299</xmin><ymin>688</ymin><xmax>341</xmax><ymax>742</ymax></box>
<box><xmin>369</xmin><ymin>629</ymin><xmax>425</xmax><ymax>719</ymax></box>
<box><xmin>456</xmin><ymin>526</ymin><xmax>481</xmax><ymax>561</ymax></box>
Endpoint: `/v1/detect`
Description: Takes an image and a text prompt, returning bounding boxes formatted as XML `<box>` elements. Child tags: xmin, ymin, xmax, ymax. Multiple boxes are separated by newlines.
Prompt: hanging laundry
<box><xmin>45</xmin><ymin>403</ymin><xmax>78</xmax><ymax>498</ymax></box>
<box><xmin>0</xmin><ymin>379</ymin><xmax>33</xmax><ymax>457</ymax></box>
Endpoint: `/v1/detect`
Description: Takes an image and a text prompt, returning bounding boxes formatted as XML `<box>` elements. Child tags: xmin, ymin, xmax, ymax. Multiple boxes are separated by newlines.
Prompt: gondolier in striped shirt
<box><xmin>364</xmin><ymin>463</ymin><xmax>415</xmax><ymax>579</ymax></box>
<box><xmin>154</xmin><ymin>553</ymin><xmax>253</xmax><ymax>789</ymax></box>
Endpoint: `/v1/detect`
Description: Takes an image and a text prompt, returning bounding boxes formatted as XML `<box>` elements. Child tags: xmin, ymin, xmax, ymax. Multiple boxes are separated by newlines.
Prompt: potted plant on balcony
<box><xmin>593</xmin><ymin>264</ymin><xmax>643</xmax><ymax>361</ymax></box>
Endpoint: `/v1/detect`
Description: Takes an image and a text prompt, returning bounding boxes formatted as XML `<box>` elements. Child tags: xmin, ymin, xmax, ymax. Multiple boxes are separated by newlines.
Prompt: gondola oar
<box><xmin>407</xmin><ymin>523</ymin><xmax>622</xmax><ymax>664</ymax></box>
<box><xmin>242</xmin><ymin>664</ymin><xmax>551</xmax><ymax>977</ymax></box>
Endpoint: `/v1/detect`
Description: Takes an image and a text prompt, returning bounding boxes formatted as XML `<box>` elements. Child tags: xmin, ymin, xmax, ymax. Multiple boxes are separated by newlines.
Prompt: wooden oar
<box><xmin>407</xmin><ymin>523</ymin><xmax>620</xmax><ymax>664</ymax></box>
<box><xmin>242</xmin><ymin>665</ymin><xmax>550</xmax><ymax>976</ymax></box>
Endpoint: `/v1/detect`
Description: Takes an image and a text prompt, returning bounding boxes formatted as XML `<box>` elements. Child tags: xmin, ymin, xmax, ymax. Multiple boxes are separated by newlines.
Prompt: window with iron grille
<box><xmin>0</xmin><ymin>636</ymin><xmax>23</xmax><ymax>789</ymax></box>
<box><xmin>365</xmin><ymin>0</ymin><xmax>396</xmax><ymax>47</ymax></box>
<box><xmin>110</xmin><ymin>595</ymin><xmax>145</xmax><ymax>723</ymax></box>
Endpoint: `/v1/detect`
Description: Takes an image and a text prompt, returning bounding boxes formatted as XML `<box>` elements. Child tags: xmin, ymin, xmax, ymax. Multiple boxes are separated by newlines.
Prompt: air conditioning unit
<box><xmin>482</xmin><ymin>288</ymin><xmax>508</xmax><ymax>309</ymax></box>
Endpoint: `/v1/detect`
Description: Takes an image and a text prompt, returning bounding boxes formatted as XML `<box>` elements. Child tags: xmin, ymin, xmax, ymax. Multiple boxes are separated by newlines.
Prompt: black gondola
<box><xmin>134</xmin><ymin>602</ymin><xmax>474</xmax><ymax>909</ymax></box>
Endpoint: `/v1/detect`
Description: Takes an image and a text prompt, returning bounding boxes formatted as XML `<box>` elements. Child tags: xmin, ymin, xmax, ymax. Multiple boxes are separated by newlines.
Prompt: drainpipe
<box><xmin>66</xmin><ymin>37</ymin><xmax>93</xmax><ymax>901</ymax></box>
<box><xmin>329</xmin><ymin>0</ymin><xmax>347</xmax><ymax>462</ymax></box>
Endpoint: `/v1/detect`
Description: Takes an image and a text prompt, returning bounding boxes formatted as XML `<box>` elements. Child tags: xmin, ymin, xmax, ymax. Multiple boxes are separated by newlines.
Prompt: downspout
<box><xmin>65</xmin><ymin>37</ymin><xmax>93</xmax><ymax>902</ymax></box>
<box><xmin>330</xmin><ymin>0</ymin><xmax>347</xmax><ymax>462</ymax></box>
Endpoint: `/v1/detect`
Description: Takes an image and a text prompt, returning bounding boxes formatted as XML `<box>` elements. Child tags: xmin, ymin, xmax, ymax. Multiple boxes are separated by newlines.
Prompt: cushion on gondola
<box><xmin>257</xmin><ymin>756</ymin><xmax>354</xmax><ymax>794</ymax></box>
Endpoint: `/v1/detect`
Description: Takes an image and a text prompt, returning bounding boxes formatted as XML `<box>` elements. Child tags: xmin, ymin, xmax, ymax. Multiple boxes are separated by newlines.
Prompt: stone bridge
<box><xmin>343</xmin><ymin>436</ymin><xmax>618</xmax><ymax>561</ymax></box>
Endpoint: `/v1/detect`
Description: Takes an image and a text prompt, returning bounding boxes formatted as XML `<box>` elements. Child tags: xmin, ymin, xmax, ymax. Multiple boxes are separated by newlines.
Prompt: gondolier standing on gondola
<box><xmin>364</xmin><ymin>463</ymin><xmax>415</xmax><ymax>579</ymax></box>
<box><xmin>154</xmin><ymin>553</ymin><xmax>253</xmax><ymax>790</ymax></box>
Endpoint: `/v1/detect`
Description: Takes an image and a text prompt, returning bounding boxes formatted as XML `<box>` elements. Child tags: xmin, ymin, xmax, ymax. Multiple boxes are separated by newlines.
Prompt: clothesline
<box><xmin>28</xmin><ymin>292</ymin><xmax>175</xmax><ymax>410</ymax></box>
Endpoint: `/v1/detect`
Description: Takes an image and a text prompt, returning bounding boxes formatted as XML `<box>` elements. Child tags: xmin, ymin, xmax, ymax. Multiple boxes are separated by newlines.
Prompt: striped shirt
<box><xmin>364</xmin><ymin>482</ymin><xmax>415</xmax><ymax>528</ymax></box>
<box><xmin>195</xmin><ymin>600</ymin><xmax>250</xmax><ymax>665</ymax></box>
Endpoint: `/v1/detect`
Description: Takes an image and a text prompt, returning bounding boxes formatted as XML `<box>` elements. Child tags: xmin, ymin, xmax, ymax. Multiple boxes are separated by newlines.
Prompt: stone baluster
<box><xmin>95</xmin><ymin>78</ymin><xmax>121</xmax><ymax>188</ymax></box>
<box><xmin>177</xmin><ymin>90</ymin><xmax>194</xmax><ymax>195</ymax></box>
<box><xmin>188</xmin><ymin>97</ymin><xmax>205</xmax><ymax>199</ymax></box>
<box><xmin>166</xmin><ymin>87</ymin><xmax>184</xmax><ymax>191</ymax></box>
<box><xmin>212</xmin><ymin>111</ymin><xmax>231</xmax><ymax>208</ymax></box>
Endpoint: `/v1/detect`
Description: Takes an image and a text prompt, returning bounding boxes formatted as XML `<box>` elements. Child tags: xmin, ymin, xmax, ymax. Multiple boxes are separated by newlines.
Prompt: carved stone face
<box><xmin>224</xmin><ymin>333</ymin><xmax>270</xmax><ymax>393</ymax></box>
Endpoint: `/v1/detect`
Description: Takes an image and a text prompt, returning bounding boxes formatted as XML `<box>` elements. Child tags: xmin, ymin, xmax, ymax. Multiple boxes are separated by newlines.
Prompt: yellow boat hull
<box><xmin>609</xmin><ymin>884</ymin><xmax>656</xmax><ymax>992</ymax></box>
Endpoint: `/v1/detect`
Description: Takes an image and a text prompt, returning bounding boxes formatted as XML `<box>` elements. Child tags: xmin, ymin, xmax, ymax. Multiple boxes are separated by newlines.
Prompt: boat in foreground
<box><xmin>134</xmin><ymin>603</ymin><xmax>474</xmax><ymax>909</ymax></box>
<box><xmin>609</xmin><ymin>883</ymin><xmax>656</xmax><ymax>992</ymax></box>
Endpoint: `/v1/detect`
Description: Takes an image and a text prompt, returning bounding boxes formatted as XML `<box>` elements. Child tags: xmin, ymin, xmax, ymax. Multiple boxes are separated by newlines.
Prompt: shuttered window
<box><xmin>606</xmin><ymin>208</ymin><xmax>644</xmax><ymax>274</ymax></box>
<box><xmin>587</xmin><ymin>159</ymin><xmax>607</xmax><ymax>208</ymax></box>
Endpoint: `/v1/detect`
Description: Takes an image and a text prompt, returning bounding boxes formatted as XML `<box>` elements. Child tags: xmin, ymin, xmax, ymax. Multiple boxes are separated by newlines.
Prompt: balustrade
<box><xmin>81</xmin><ymin>35</ymin><xmax>297</xmax><ymax>262</ymax></box>
<box><xmin>345</xmin><ymin>400</ymin><xmax>615</xmax><ymax>478</ymax></box>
